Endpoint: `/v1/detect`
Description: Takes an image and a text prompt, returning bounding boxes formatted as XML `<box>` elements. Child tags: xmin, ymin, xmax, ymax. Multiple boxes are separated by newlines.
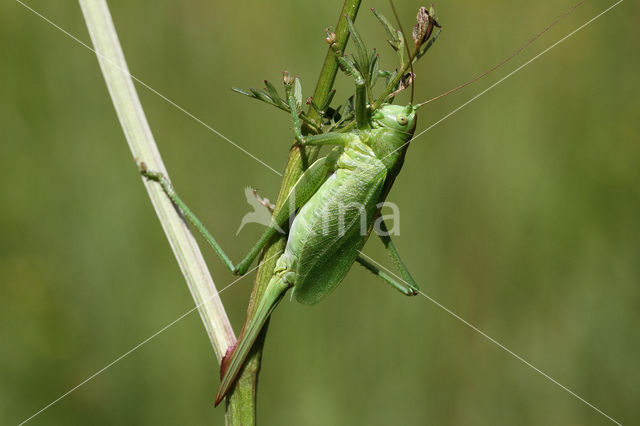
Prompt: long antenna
<box><xmin>389</xmin><ymin>0</ymin><xmax>415</xmax><ymax>104</ymax></box>
<box><xmin>415</xmin><ymin>0</ymin><xmax>585</xmax><ymax>108</ymax></box>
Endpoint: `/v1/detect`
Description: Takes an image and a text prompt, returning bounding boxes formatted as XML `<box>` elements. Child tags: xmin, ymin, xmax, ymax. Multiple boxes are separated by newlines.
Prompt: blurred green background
<box><xmin>1</xmin><ymin>0</ymin><xmax>639</xmax><ymax>424</ymax></box>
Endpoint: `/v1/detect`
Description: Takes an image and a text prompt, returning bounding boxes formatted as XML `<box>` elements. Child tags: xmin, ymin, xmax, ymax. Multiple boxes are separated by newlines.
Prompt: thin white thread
<box><xmin>17</xmin><ymin>253</ymin><xmax>279</xmax><ymax>425</ymax></box>
<box><xmin>15</xmin><ymin>0</ymin><xmax>282</xmax><ymax>177</ymax></box>
<box><xmin>358</xmin><ymin>251</ymin><xmax>622</xmax><ymax>426</ymax></box>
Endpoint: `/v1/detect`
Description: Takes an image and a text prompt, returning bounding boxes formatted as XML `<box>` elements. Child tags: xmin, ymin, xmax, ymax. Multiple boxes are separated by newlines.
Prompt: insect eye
<box><xmin>396</xmin><ymin>114</ymin><xmax>408</xmax><ymax>125</ymax></box>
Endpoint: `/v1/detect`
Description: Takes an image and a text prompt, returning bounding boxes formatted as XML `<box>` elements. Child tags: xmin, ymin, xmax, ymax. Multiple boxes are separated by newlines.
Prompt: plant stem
<box><xmin>78</xmin><ymin>0</ymin><xmax>247</xmax><ymax>423</ymax></box>
<box><xmin>223</xmin><ymin>0</ymin><xmax>363</xmax><ymax>421</ymax></box>
<box><xmin>81</xmin><ymin>0</ymin><xmax>362</xmax><ymax>423</ymax></box>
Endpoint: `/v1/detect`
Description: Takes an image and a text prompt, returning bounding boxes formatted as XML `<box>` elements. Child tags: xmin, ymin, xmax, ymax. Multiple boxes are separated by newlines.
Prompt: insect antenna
<box><xmin>414</xmin><ymin>0</ymin><xmax>585</xmax><ymax>109</ymax></box>
<box><xmin>388</xmin><ymin>0</ymin><xmax>415</xmax><ymax>104</ymax></box>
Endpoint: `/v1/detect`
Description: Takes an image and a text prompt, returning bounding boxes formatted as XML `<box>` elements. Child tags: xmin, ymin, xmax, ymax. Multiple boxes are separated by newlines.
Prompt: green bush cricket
<box><xmin>139</xmin><ymin>1</ymin><xmax>580</xmax><ymax>407</ymax></box>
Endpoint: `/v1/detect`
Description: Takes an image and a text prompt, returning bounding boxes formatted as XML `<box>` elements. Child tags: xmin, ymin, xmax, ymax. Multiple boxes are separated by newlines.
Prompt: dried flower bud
<box><xmin>325</xmin><ymin>29</ymin><xmax>337</xmax><ymax>45</ymax></box>
<box><xmin>282</xmin><ymin>70</ymin><xmax>294</xmax><ymax>86</ymax></box>
<box><xmin>412</xmin><ymin>7</ymin><xmax>429</xmax><ymax>47</ymax></box>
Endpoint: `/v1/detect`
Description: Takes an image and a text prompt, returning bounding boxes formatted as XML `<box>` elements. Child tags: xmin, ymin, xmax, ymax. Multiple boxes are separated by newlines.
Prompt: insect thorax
<box><xmin>360</xmin><ymin>130</ymin><xmax>411</xmax><ymax>177</ymax></box>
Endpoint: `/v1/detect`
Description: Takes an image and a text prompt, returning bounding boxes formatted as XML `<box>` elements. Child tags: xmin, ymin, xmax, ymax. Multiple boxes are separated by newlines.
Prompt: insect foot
<box><xmin>138</xmin><ymin>161</ymin><xmax>164</xmax><ymax>183</ymax></box>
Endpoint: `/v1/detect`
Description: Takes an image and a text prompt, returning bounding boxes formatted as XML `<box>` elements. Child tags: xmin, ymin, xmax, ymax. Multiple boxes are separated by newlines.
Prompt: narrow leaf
<box><xmin>370</xmin><ymin>53</ymin><xmax>380</xmax><ymax>88</ymax></box>
<box><xmin>250</xmin><ymin>88</ymin><xmax>275</xmax><ymax>105</ymax></box>
<box><xmin>397</xmin><ymin>30</ymin><xmax>405</xmax><ymax>64</ymax></box>
<box><xmin>232</xmin><ymin>87</ymin><xmax>253</xmax><ymax>97</ymax></box>
<box><xmin>369</xmin><ymin>49</ymin><xmax>377</xmax><ymax>73</ymax></box>
<box><xmin>345</xmin><ymin>16</ymin><xmax>369</xmax><ymax>77</ymax></box>
<box><xmin>371</xmin><ymin>8</ymin><xmax>400</xmax><ymax>46</ymax></box>
<box><xmin>264</xmin><ymin>80</ymin><xmax>286</xmax><ymax>108</ymax></box>
<box><xmin>340</xmin><ymin>55</ymin><xmax>358</xmax><ymax>77</ymax></box>
<box><xmin>293</xmin><ymin>77</ymin><xmax>303</xmax><ymax>111</ymax></box>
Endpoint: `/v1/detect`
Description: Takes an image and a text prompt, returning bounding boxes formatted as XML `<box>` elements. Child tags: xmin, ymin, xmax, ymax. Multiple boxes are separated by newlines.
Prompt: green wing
<box><xmin>288</xmin><ymin>153</ymin><xmax>387</xmax><ymax>305</ymax></box>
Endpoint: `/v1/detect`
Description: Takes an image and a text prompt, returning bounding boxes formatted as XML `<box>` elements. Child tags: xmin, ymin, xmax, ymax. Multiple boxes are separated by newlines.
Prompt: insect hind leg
<box><xmin>356</xmin><ymin>255</ymin><xmax>418</xmax><ymax>296</ymax></box>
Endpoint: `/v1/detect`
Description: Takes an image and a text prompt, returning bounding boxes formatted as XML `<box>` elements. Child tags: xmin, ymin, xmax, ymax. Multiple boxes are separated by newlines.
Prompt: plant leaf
<box><xmin>370</xmin><ymin>53</ymin><xmax>380</xmax><ymax>88</ymax></box>
<box><xmin>293</xmin><ymin>77</ymin><xmax>303</xmax><ymax>111</ymax></box>
<box><xmin>264</xmin><ymin>80</ymin><xmax>287</xmax><ymax>108</ymax></box>
<box><xmin>371</xmin><ymin>8</ymin><xmax>400</xmax><ymax>49</ymax></box>
<box><xmin>345</xmin><ymin>16</ymin><xmax>369</xmax><ymax>78</ymax></box>
<box><xmin>340</xmin><ymin>55</ymin><xmax>358</xmax><ymax>78</ymax></box>
<box><xmin>250</xmin><ymin>88</ymin><xmax>274</xmax><ymax>105</ymax></box>
<box><xmin>231</xmin><ymin>87</ymin><xmax>253</xmax><ymax>97</ymax></box>
<box><xmin>397</xmin><ymin>29</ymin><xmax>405</xmax><ymax>64</ymax></box>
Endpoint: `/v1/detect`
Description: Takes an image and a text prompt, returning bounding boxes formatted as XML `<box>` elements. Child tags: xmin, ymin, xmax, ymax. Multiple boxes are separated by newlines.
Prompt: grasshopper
<box><xmin>141</xmin><ymin>6</ymin><xmax>440</xmax><ymax>404</ymax></box>
<box><xmin>141</xmin><ymin>1</ymin><xmax>573</xmax><ymax>406</ymax></box>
